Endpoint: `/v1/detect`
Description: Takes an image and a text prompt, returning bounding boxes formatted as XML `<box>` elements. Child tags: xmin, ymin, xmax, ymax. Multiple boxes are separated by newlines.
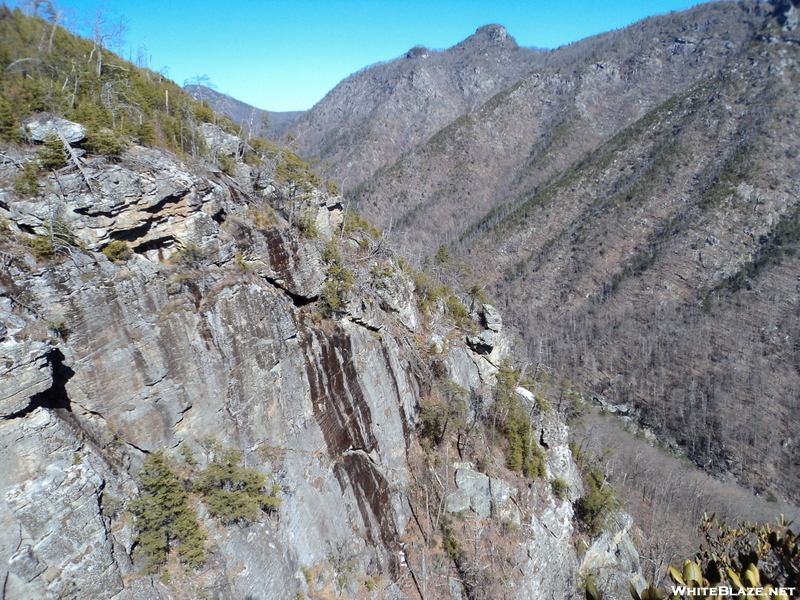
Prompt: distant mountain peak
<box><xmin>456</xmin><ymin>24</ymin><xmax>518</xmax><ymax>53</ymax></box>
<box><xmin>475</xmin><ymin>24</ymin><xmax>510</xmax><ymax>43</ymax></box>
<box><xmin>405</xmin><ymin>45</ymin><xmax>429</xmax><ymax>59</ymax></box>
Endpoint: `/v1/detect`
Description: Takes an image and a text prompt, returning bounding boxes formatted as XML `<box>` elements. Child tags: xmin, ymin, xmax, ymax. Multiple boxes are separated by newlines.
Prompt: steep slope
<box><xmin>0</xmin><ymin>124</ymin><xmax>643</xmax><ymax>600</ymax></box>
<box><xmin>352</xmin><ymin>0</ymin><xmax>767</xmax><ymax>256</ymax></box>
<box><xmin>0</xmin><ymin>9</ymin><xmax>642</xmax><ymax>600</ymax></box>
<box><xmin>289</xmin><ymin>25</ymin><xmax>545</xmax><ymax>187</ymax></box>
<box><xmin>185</xmin><ymin>84</ymin><xmax>304</xmax><ymax>140</ymax></box>
<box><xmin>462</xmin><ymin>4</ymin><xmax>800</xmax><ymax>501</ymax></box>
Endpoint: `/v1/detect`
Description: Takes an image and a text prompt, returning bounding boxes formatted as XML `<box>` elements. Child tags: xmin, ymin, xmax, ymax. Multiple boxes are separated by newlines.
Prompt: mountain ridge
<box><xmin>287</xmin><ymin>24</ymin><xmax>546</xmax><ymax>187</ymax></box>
<box><xmin>184</xmin><ymin>83</ymin><xmax>304</xmax><ymax>140</ymax></box>
<box><xmin>285</xmin><ymin>0</ymin><xmax>800</xmax><ymax>502</ymax></box>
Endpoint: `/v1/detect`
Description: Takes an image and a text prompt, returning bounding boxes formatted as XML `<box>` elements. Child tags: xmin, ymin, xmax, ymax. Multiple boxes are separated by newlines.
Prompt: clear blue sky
<box><xmin>16</xmin><ymin>0</ymin><xmax>707</xmax><ymax>112</ymax></box>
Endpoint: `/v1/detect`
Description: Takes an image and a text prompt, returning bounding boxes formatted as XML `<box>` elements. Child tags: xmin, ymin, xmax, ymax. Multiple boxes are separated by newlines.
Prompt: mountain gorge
<box><xmin>2</xmin><ymin>1</ymin><xmax>800</xmax><ymax>599</ymax></box>
<box><xmin>289</xmin><ymin>24</ymin><xmax>546</xmax><ymax>188</ymax></box>
<box><xmin>280</xmin><ymin>0</ymin><xmax>800</xmax><ymax>504</ymax></box>
<box><xmin>185</xmin><ymin>84</ymin><xmax>303</xmax><ymax>141</ymax></box>
<box><xmin>0</xmin><ymin>107</ymin><xmax>634</xmax><ymax>600</ymax></box>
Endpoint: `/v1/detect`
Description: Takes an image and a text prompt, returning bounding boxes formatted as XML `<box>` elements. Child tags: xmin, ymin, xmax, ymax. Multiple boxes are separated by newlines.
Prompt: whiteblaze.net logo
<box><xmin>671</xmin><ymin>585</ymin><xmax>797</xmax><ymax>597</ymax></box>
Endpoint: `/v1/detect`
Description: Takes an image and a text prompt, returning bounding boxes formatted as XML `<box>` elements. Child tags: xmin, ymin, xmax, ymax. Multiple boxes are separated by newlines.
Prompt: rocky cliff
<box><xmin>0</xmin><ymin>122</ymin><xmax>640</xmax><ymax>599</ymax></box>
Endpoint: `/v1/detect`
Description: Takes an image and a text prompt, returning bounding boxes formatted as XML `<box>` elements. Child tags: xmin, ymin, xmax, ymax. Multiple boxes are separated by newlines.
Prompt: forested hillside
<box><xmin>0</xmin><ymin>4</ymin><xmax>243</xmax><ymax>155</ymax></box>
<box><xmin>302</xmin><ymin>0</ymin><xmax>800</xmax><ymax>503</ymax></box>
<box><xmin>288</xmin><ymin>24</ymin><xmax>546</xmax><ymax>187</ymax></box>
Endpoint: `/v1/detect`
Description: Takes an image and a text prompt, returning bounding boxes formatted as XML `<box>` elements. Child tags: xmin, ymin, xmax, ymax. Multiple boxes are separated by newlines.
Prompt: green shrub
<box><xmin>136</xmin><ymin>121</ymin><xmax>156</xmax><ymax>146</ymax></box>
<box><xmin>321</xmin><ymin>263</ymin><xmax>355</xmax><ymax>314</ymax></box>
<box><xmin>441</xmin><ymin>520</ymin><xmax>463</xmax><ymax>562</ymax></box>
<box><xmin>340</xmin><ymin>209</ymin><xmax>381</xmax><ymax>239</ymax></box>
<box><xmin>27</xmin><ymin>235</ymin><xmax>54</xmax><ymax>259</ymax></box>
<box><xmin>490</xmin><ymin>365</ymin><xmax>547</xmax><ymax>478</ymax></box>
<box><xmin>274</xmin><ymin>151</ymin><xmax>319</xmax><ymax>199</ymax></box>
<box><xmin>0</xmin><ymin>216</ymin><xmax>10</xmax><ymax>238</ymax></box>
<box><xmin>180</xmin><ymin>443</ymin><xmax>197</xmax><ymax>468</ymax></box>
<box><xmin>38</xmin><ymin>134</ymin><xmax>67</xmax><ymax>169</ymax></box>
<box><xmin>419</xmin><ymin>380</ymin><xmax>469</xmax><ymax>447</ymax></box>
<box><xmin>101</xmin><ymin>240</ymin><xmax>132</xmax><ymax>261</ymax></box>
<box><xmin>218</xmin><ymin>154</ymin><xmax>235</xmax><ymax>176</ymax></box>
<box><xmin>83</xmin><ymin>129</ymin><xmax>125</xmax><ymax>157</ymax></box>
<box><xmin>27</xmin><ymin>221</ymin><xmax>82</xmax><ymax>259</ymax></box>
<box><xmin>297</xmin><ymin>212</ymin><xmax>319</xmax><ymax>238</ymax></box>
<box><xmin>172</xmin><ymin>242</ymin><xmax>205</xmax><ymax>267</ymax></box>
<box><xmin>248</xmin><ymin>205</ymin><xmax>276</xmax><ymax>230</ymax></box>
<box><xmin>321</xmin><ymin>241</ymin><xmax>341</xmax><ymax>263</ymax></box>
<box><xmin>695</xmin><ymin>514</ymin><xmax>800</xmax><ymax>590</ymax></box>
<box><xmin>319</xmin><ymin>243</ymin><xmax>354</xmax><ymax>314</ymax></box>
<box><xmin>442</xmin><ymin>290</ymin><xmax>470</xmax><ymax>328</ymax></box>
<box><xmin>550</xmin><ymin>477</ymin><xmax>570</xmax><ymax>500</ymax></box>
<box><xmin>325</xmin><ymin>180</ymin><xmax>340</xmax><ymax>196</ymax></box>
<box><xmin>13</xmin><ymin>161</ymin><xmax>39</xmax><ymax>196</ymax></box>
<box><xmin>413</xmin><ymin>271</ymin><xmax>442</xmax><ymax>314</ymax></box>
<box><xmin>301</xmin><ymin>565</ymin><xmax>313</xmax><ymax>584</ymax></box>
<box><xmin>194</xmin><ymin>445</ymin><xmax>281</xmax><ymax>525</ymax></box>
<box><xmin>192</xmin><ymin>101</ymin><xmax>215</xmax><ymax>123</ymax></box>
<box><xmin>570</xmin><ymin>443</ymin><xmax>621</xmax><ymax>536</ymax></box>
<box><xmin>0</xmin><ymin>96</ymin><xmax>19</xmax><ymax>141</ymax></box>
<box><xmin>234</xmin><ymin>252</ymin><xmax>250</xmax><ymax>272</ymax></box>
<box><xmin>130</xmin><ymin>452</ymin><xmax>206</xmax><ymax>573</ymax></box>
<box><xmin>630</xmin><ymin>516</ymin><xmax>800</xmax><ymax>600</ymax></box>
<box><xmin>45</xmin><ymin>317</ymin><xmax>69</xmax><ymax>338</ymax></box>
<box><xmin>434</xmin><ymin>244</ymin><xmax>451</xmax><ymax>265</ymax></box>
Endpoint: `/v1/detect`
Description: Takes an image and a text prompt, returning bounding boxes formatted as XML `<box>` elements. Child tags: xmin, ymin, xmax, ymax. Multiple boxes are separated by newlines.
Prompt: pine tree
<box><xmin>130</xmin><ymin>452</ymin><xmax>206</xmax><ymax>573</ymax></box>
<box><xmin>0</xmin><ymin>97</ymin><xmax>19</xmax><ymax>141</ymax></box>
<box><xmin>38</xmin><ymin>134</ymin><xmax>67</xmax><ymax>169</ymax></box>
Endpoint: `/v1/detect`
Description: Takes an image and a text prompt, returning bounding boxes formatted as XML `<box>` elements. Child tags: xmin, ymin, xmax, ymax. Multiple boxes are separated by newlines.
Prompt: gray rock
<box><xmin>0</xmin><ymin>339</ymin><xmax>52</xmax><ymax>416</ymax></box>
<box><xmin>580</xmin><ymin>513</ymin><xmax>646</xmax><ymax>600</ymax></box>
<box><xmin>445</xmin><ymin>468</ymin><xmax>516</xmax><ymax>519</ymax></box>
<box><xmin>1</xmin><ymin>409</ymin><xmax>124</xmax><ymax>599</ymax></box>
<box><xmin>24</xmin><ymin>115</ymin><xmax>86</xmax><ymax>144</ymax></box>
<box><xmin>482</xmin><ymin>304</ymin><xmax>502</xmax><ymax>332</ymax></box>
<box><xmin>200</xmin><ymin>123</ymin><xmax>245</xmax><ymax>157</ymax></box>
<box><xmin>0</xmin><ymin>136</ymin><xmax>642</xmax><ymax>600</ymax></box>
<box><xmin>446</xmin><ymin>345</ymin><xmax>482</xmax><ymax>390</ymax></box>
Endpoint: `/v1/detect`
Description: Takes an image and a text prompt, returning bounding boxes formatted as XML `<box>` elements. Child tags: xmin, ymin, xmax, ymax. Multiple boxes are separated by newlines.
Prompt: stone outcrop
<box><xmin>24</xmin><ymin>115</ymin><xmax>86</xmax><ymax>144</ymax></box>
<box><xmin>0</xmin><ymin>136</ymin><xmax>641</xmax><ymax>599</ymax></box>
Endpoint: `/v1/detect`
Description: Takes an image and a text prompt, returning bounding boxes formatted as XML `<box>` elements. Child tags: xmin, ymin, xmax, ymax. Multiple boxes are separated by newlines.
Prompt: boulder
<box><xmin>24</xmin><ymin>115</ymin><xmax>86</xmax><ymax>144</ymax></box>
<box><xmin>200</xmin><ymin>123</ymin><xmax>244</xmax><ymax>157</ymax></box>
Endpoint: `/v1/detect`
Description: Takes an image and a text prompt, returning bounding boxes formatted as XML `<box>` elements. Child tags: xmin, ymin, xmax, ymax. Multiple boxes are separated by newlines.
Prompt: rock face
<box><xmin>199</xmin><ymin>123</ymin><xmax>244</xmax><ymax>157</ymax></box>
<box><xmin>444</xmin><ymin>465</ymin><xmax>516</xmax><ymax>519</ymax></box>
<box><xmin>0</xmin><ymin>136</ymin><xmax>640</xmax><ymax>599</ymax></box>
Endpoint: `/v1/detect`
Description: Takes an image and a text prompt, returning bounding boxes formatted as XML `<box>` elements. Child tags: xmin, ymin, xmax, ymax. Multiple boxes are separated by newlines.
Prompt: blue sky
<box><xmin>18</xmin><ymin>0</ymin><xmax>706</xmax><ymax>112</ymax></box>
